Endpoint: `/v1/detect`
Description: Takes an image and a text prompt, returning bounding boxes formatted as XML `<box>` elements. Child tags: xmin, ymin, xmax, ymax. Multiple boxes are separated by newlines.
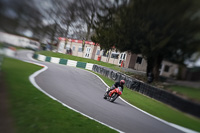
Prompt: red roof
<box><xmin>58</xmin><ymin>37</ymin><xmax>98</xmax><ymax>45</ymax></box>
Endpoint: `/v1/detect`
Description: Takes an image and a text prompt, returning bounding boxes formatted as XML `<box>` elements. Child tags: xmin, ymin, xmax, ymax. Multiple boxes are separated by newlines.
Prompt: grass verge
<box><xmin>2</xmin><ymin>57</ymin><xmax>117</xmax><ymax>133</ymax></box>
<box><xmin>92</xmin><ymin>72</ymin><xmax>200</xmax><ymax>132</ymax></box>
<box><xmin>36</xmin><ymin>51</ymin><xmax>120</xmax><ymax>71</ymax></box>
<box><xmin>36</xmin><ymin>50</ymin><xmax>200</xmax><ymax>131</ymax></box>
<box><xmin>166</xmin><ymin>85</ymin><xmax>200</xmax><ymax>102</ymax></box>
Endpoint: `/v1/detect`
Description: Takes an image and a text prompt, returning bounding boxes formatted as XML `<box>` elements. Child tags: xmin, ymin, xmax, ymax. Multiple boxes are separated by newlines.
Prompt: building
<box><xmin>0</xmin><ymin>32</ymin><xmax>40</xmax><ymax>50</ymax></box>
<box><xmin>58</xmin><ymin>37</ymin><xmax>126</xmax><ymax>66</ymax></box>
<box><xmin>124</xmin><ymin>53</ymin><xmax>179</xmax><ymax>77</ymax></box>
<box><xmin>57</xmin><ymin>37</ymin><xmax>179</xmax><ymax>78</ymax></box>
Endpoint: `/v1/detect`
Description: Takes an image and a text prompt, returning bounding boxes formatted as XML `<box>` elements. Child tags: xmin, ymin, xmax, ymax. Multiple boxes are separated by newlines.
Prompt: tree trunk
<box><xmin>146</xmin><ymin>57</ymin><xmax>154</xmax><ymax>83</ymax></box>
<box><xmin>51</xmin><ymin>22</ymin><xmax>58</xmax><ymax>45</ymax></box>
<box><xmin>153</xmin><ymin>55</ymin><xmax>163</xmax><ymax>80</ymax></box>
<box><xmin>146</xmin><ymin>56</ymin><xmax>154</xmax><ymax>76</ymax></box>
<box><xmin>146</xmin><ymin>55</ymin><xmax>163</xmax><ymax>82</ymax></box>
<box><xmin>86</xmin><ymin>24</ymin><xmax>91</xmax><ymax>40</ymax></box>
<box><xmin>65</xmin><ymin>22</ymin><xmax>70</xmax><ymax>38</ymax></box>
<box><xmin>86</xmin><ymin>13</ymin><xmax>94</xmax><ymax>40</ymax></box>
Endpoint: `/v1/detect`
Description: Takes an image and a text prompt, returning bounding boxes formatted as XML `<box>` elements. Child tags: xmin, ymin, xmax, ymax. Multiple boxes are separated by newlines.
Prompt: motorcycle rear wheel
<box><xmin>110</xmin><ymin>93</ymin><xmax>119</xmax><ymax>102</ymax></box>
<box><xmin>103</xmin><ymin>92</ymin><xmax>108</xmax><ymax>99</ymax></box>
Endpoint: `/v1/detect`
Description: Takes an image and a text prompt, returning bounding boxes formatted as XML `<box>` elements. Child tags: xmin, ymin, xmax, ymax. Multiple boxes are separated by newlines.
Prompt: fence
<box><xmin>92</xmin><ymin>64</ymin><xmax>200</xmax><ymax>118</ymax></box>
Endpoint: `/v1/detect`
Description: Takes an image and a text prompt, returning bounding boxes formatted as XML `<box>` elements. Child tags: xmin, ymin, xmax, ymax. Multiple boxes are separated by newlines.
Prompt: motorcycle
<box><xmin>103</xmin><ymin>87</ymin><xmax>122</xmax><ymax>102</ymax></box>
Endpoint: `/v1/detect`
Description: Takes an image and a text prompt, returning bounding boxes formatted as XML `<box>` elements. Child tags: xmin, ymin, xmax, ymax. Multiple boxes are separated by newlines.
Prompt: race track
<box><xmin>16</xmin><ymin>50</ymin><xmax>184</xmax><ymax>133</ymax></box>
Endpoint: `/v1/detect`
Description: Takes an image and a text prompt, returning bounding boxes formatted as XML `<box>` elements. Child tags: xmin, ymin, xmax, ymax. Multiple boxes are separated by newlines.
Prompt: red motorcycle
<box><xmin>103</xmin><ymin>87</ymin><xmax>122</xmax><ymax>102</ymax></box>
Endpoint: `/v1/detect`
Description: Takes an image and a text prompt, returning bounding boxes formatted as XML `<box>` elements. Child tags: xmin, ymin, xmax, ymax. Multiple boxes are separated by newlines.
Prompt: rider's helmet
<box><xmin>120</xmin><ymin>80</ymin><xmax>125</xmax><ymax>85</ymax></box>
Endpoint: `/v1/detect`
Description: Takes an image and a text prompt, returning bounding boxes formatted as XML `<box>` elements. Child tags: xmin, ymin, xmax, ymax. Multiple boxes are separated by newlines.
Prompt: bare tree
<box><xmin>0</xmin><ymin>0</ymin><xmax>44</xmax><ymax>37</ymax></box>
<box><xmin>75</xmin><ymin>0</ymin><xmax>104</xmax><ymax>40</ymax></box>
<box><xmin>38</xmin><ymin>0</ymin><xmax>80</xmax><ymax>44</ymax></box>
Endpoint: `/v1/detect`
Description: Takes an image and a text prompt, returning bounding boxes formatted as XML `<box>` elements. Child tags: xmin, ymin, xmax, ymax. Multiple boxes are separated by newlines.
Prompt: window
<box><xmin>111</xmin><ymin>52</ymin><xmax>119</xmax><ymax>59</ymax></box>
<box><xmin>122</xmin><ymin>54</ymin><xmax>126</xmax><ymax>60</ymax></box>
<box><xmin>96</xmin><ymin>49</ymin><xmax>100</xmax><ymax>55</ymax></box>
<box><xmin>78</xmin><ymin>46</ymin><xmax>82</xmax><ymax>52</ymax></box>
<box><xmin>136</xmin><ymin>57</ymin><xmax>142</xmax><ymax>64</ymax></box>
<box><xmin>66</xmin><ymin>44</ymin><xmax>70</xmax><ymax>50</ymax></box>
<box><xmin>102</xmin><ymin>50</ymin><xmax>109</xmax><ymax>57</ymax></box>
<box><xmin>164</xmin><ymin>65</ymin><xmax>170</xmax><ymax>72</ymax></box>
<box><xmin>72</xmin><ymin>45</ymin><xmax>75</xmax><ymax>51</ymax></box>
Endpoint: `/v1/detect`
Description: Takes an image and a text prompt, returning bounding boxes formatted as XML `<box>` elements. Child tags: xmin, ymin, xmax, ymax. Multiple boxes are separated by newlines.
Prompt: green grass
<box><xmin>0</xmin><ymin>43</ymin><xmax>5</xmax><ymax>50</ymax></box>
<box><xmin>2</xmin><ymin>57</ymin><xmax>117</xmax><ymax>133</ymax></box>
<box><xmin>36</xmin><ymin>51</ymin><xmax>200</xmax><ymax>131</ymax></box>
<box><xmin>167</xmin><ymin>85</ymin><xmax>200</xmax><ymax>101</ymax></box>
<box><xmin>93</xmin><ymin>72</ymin><xmax>200</xmax><ymax>132</ymax></box>
<box><xmin>36</xmin><ymin>51</ymin><xmax>120</xmax><ymax>71</ymax></box>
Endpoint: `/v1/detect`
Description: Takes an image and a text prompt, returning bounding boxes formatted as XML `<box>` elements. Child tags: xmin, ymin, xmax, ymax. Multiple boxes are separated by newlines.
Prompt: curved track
<box><xmin>16</xmin><ymin>50</ymin><xmax>184</xmax><ymax>133</ymax></box>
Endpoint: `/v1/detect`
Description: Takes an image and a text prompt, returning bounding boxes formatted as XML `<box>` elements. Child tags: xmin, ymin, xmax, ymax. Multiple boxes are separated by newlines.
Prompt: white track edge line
<box><xmin>25</xmin><ymin>54</ymin><xmax>125</xmax><ymax>133</ymax></box>
<box><xmin>28</xmin><ymin>53</ymin><xmax>198</xmax><ymax>133</ymax></box>
<box><xmin>85</xmin><ymin>70</ymin><xmax>198</xmax><ymax>133</ymax></box>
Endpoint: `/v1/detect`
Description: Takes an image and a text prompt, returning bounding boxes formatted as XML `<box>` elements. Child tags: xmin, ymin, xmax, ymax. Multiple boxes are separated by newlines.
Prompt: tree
<box><xmin>75</xmin><ymin>0</ymin><xmax>96</xmax><ymax>40</ymax></box>
<box><xmin>92</xmin><ymin>0</ymin><xmax>200</xmax><ymax>81</ymax></box>
<box><xmin>35</xmin><ymin>0</ymin><xmax>77</xmax><ymax>44</ymax></box>
<box><xmin>75</xmin><ymin>0</ymin><xmax>113</xmax><ymax>40</ymax></box>
<box><xmin>62</xmin><ymin>1</ymin><xmax>78</xmax><ymax>38</ymax></box>
<box><xmin>0</xmin><ymin>0</ymin><xmax>48</xmax><ymax>40</ymax></box>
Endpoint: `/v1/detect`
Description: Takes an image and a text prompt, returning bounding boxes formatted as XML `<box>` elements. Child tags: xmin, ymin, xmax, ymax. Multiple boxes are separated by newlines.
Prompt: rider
<box><xmin>107</xmin><ymin>80</ymin><xmax>125</xmax><ymax>94</ymax></box>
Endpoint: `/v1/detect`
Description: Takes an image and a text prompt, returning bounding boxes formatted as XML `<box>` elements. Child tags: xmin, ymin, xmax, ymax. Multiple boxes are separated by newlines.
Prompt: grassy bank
<box><xmin>166</xmin><ymin>85</ymin><xmax>200</xmax><ymax>102</ymax></box>
<box><xmin>37</xmin><ymin>51</ymin><xmax>200</xmax><ymax>99</ymax></box>
<box><xmin>35</xmin><ymin>51</ymin><xmax>200</xmax><ymax>131</ymax></box>
<box><xmin>2</xmin><ymin>57</ymin><xmax>117</xmax><ymax>133</ymax></box>
<box><xmin>36</xmin><ymin>51</ymin><xmax>120</xmax><ymax>71</ymax></box>
<box><xmin>93</xmin><ymin>72</ymin><xmax>200</xmax><ymax>132</ymax></box>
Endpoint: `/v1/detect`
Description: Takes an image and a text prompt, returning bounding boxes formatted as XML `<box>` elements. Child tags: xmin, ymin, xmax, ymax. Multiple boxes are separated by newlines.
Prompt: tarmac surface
<box><xmin>16</xmin><ymin>50</ymin><xmax>184</xmax><ymax>133</ymax></box>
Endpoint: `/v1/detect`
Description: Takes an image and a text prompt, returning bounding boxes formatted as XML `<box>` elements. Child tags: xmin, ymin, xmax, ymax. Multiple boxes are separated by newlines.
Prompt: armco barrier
<box><xmin>33</xmin><ymin>53</ymin><xmax>200</xmax><ymax>118</ymax></box>
<box><xmin>92</xmin><ymin>64</ymin><xmax>200</xmax><ymax>118</ymax></box>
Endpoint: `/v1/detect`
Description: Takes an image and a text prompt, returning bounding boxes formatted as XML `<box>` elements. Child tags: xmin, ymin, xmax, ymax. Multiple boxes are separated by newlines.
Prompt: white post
<box><xmin>160</xmin><ymin>64</ymin><xmax>165</xmax><ymax>76</ymax></box>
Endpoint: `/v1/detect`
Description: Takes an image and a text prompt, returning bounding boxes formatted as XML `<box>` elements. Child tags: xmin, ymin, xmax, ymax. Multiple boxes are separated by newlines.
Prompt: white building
<box><xmin>58</xmin><ymin>37</ymin><xmax>179</xmax><ymax>78</ymax></box>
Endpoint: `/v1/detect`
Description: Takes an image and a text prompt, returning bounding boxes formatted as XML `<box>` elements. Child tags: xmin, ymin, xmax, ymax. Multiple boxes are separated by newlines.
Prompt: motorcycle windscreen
<box><xmin>118</xmin><ymin>87</ymin><xmax>123</xmax><ymax>92</ymax></box>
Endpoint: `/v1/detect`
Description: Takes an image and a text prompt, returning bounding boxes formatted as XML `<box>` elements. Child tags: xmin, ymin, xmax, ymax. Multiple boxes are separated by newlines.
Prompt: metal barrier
<box><xmin>92</xmin><ymin>64</ymin><xmax>200</xmax><ymax>118</ymax></box>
